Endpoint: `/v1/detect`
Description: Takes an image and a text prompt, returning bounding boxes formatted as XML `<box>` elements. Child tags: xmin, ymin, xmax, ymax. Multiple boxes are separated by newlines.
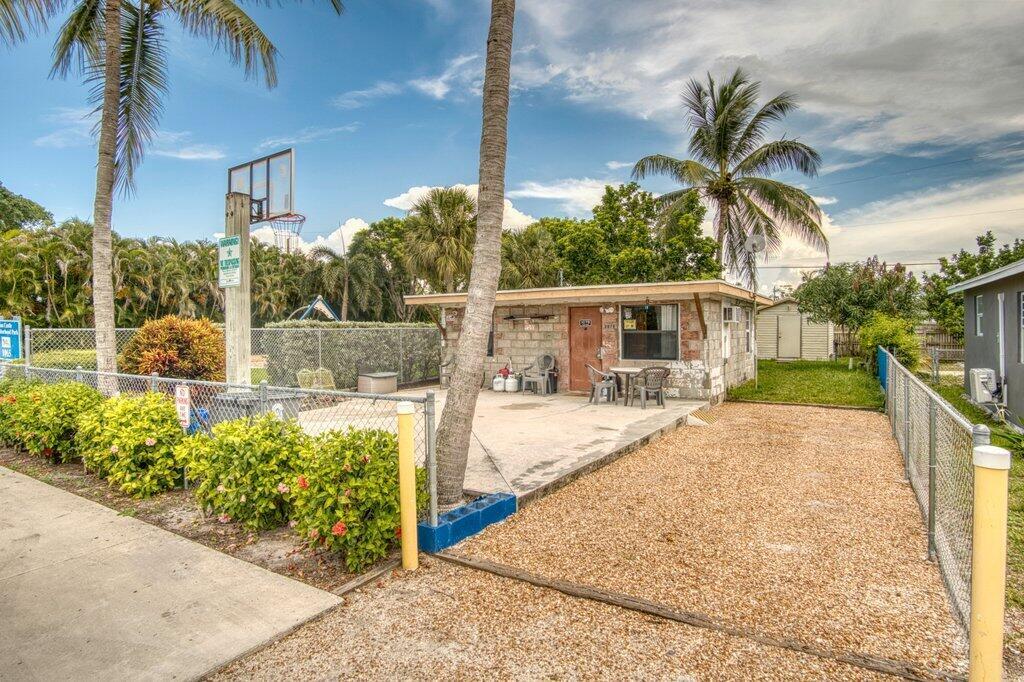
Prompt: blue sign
<box><xmin>0</xmin><ymin>318</ymin><xmax>22</xmax><ymax>361</ymax></box>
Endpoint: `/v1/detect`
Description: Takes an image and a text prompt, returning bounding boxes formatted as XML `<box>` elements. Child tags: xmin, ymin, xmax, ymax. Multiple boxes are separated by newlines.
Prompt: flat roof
<box><xmin>948</xmin><ymin>257</ymin><xmax>1024</xmax><ymax>293</ymax></box>
<box><xmin>404</xmin><ymin>280</ymin><xmax>773</xmax><ymax>307</ymax></box>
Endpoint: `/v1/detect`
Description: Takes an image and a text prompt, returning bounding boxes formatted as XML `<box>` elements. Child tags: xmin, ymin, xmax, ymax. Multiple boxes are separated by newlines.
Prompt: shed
<box><xmin>405</xmin><ymin>280</ymin><xmax>771</xmax><ymax>405</ymax></box>
<box><xmin>755</xmin><ymin>298</ymin><xmax>834</xmax><ymax>361</ymax></box>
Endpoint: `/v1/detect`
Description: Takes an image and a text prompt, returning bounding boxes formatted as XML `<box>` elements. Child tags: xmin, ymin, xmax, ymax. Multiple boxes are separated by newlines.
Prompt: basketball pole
<box><xmin>225</xmin><ymin>192</ymin><xmax>252</xmax><ymax>388</ymax></box>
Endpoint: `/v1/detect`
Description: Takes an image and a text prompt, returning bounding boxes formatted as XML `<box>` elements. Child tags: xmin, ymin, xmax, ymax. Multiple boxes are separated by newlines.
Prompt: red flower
<box><xmin>297</xmin><ymin>475</ymin><xmax>309</xmax><ymax>490</ymax></box>
<box><xmin>395</xmin><ymin>526</ymin><xmax>402</xmax><ymax>539</ymax></box>
<box><xmin>331</xmin><ymin>520</ymin><xmax>347</xmax><ymax>537</ymax></box>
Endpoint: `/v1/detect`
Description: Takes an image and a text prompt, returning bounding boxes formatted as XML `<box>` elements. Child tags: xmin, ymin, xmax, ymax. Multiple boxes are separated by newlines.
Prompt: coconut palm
<box><xmin>632</xmin><ymin>68</ymin><xmax>827</xmax><ymax>287</ymax></box>
<box><xmin>433</xmin><ymin>0</ymin><xmax>515</xmax><ymax>505</ymax></box>
<box><xmin>404</xmin><ymin>187</ymin><xmax>477</xmax><ymax>294</ymax></box>
<box><xmin>307</xmin><ymin>245</ymin><xmax>379</xmax><ymax>321</ymax></box>
<box><xmin>19</xmin><ymin>0</ymin><xmax>345</xmax><ymax>376</ymax></box>
<box><xmin>499</xmin><ymin>223</ymin><xmax>559</xmax><ymax>289</ymax></box>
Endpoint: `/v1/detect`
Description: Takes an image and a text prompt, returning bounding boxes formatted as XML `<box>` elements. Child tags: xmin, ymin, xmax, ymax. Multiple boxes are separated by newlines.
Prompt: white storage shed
<box><xmin>756</xmin><ymin>298</ymin><xmax>834</xmax><ymax>361</ymax></box>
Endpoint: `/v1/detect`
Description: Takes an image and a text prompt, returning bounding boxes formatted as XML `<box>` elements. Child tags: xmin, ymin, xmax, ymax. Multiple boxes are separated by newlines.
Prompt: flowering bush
<box><xmin>0</xmin><ymin>377</ymin><xmax>42</xmax><ymax>446</ymax></box>
<box><xmin>18</xmin><ymin>382</ymin><xmax>103</xmax><ymax>461</ymax></box>
<box><xmin>180</xmin><ymin>414</ymin><xmax>309</xmax><ymax>530</ymax></box>
<box><xmin>76</xmin><ymin>392</ymin><xmax>185</xmax><ymax>498</ymax></box>
<box><xmin>291</xmin><ymin>428</ymin><xmax>428</xmax><ymax>572</ymax></box>
<box><xmin>119</xmin><ymin>316</ymin><xmax>226</xmax><ymax>381</ymax></box>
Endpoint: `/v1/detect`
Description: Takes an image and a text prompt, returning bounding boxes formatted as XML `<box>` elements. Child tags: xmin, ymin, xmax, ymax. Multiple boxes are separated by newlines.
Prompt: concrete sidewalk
<box><xmin>0</xmin><ymin>466</ymin><xmax>341</xmax><ymax>681</ymax></box>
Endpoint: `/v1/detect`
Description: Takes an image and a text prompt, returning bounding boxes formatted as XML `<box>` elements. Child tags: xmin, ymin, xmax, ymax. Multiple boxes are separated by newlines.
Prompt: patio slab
<box><xmin>0</xmin><ymin>466</ymin><xmax>341</xmax><ymax>681</ymax></box>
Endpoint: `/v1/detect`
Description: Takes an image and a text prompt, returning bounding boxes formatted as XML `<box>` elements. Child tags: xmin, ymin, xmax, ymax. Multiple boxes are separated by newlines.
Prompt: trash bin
<box><xmin>358</xmin><ymin>371</ymin><xmax>398</xmax><ymax>394</ymax></box>
<box><xmin>211</xmin><ymin>390</ymin><xmax>304</xmax><ymax>423</ymax></box>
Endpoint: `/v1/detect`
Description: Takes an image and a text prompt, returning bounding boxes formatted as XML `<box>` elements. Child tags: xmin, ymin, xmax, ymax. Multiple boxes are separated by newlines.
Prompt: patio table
<box><xmin>609</xmin><ymin>367</ymin><xmax>641</xmax><ymax>406</ymax></box>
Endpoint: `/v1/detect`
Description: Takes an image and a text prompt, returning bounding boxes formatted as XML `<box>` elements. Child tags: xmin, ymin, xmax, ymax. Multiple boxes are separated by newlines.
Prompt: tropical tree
<box><xmin>307</xmin><ymin>245</ymin><xmax>379</xmax><ymax>322</ymax></box>
<box><xmin>0</xmin><ymin>182</ymin><xmax>53</xmax><ymax>230</ymax></box>
<box><xmin>633</xmin><ymin>68</ymin><xmax>827</xmax><ymax>287</ymax></box>
<box><xmin>433</xmin><ymin>0</ymin><xmax>515</xmax><ymax>505</ymax></box>
<box><xmin>499</xmin><ymin>222</ymin><xmax>559</xmax><ymax>289</ymax></box>
<box><xmin>404</xmin><ymin>187</ymin><xmax>477</xmax><ymax>294</ymax></box>
<box><xmin>348</xmin><ymin>217</ymin><xmax>421</xmax><ymax>322</ymax></box>
<box><xmin>22</xmin><ymin>0</ymin><xmax>344</xmax><ymax>376</ymax></box>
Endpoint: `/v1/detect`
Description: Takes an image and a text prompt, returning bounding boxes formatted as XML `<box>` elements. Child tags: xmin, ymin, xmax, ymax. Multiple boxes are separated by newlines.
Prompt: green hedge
<box><xmin>29</xmin><ymin>349</ymin><xmax>98</xmax><ymax>370</ymax></box>
<box><xmin>263</xmin><ymin>326</ymin><xmax>441</xmax><ymax>388</ymax></box>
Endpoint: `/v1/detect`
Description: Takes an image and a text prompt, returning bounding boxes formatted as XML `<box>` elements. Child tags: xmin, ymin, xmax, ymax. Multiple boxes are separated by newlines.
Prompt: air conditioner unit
<box><xmin>969</xmin><ymin>368</ymin><xmax>997</xmax><ymax>404</ymax></box>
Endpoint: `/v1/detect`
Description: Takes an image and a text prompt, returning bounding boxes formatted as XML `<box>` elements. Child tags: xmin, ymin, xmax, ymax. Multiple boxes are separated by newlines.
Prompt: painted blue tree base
<box><xmin>418</xmin><ymin>493</ymin><xmax>517</xmax><ymax>553</ymax></box>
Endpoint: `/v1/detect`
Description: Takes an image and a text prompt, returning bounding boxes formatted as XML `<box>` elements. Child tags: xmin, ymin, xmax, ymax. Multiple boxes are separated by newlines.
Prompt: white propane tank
<box><xmin>492</xmin><ymin>374</ymin><xmax>506</xmax><ymax>392</ymax></box>
<box><xmin>504</xmin><ymin>375</ymin><xmax>519</xmax><ymax>392</ymax></box>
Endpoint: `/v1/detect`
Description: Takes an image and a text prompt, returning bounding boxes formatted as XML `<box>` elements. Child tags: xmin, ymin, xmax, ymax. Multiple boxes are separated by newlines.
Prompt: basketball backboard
<box><xmin>227</xmin><ymin>148</ymin><xmax>294</xmax><ymax>224</ymax></box>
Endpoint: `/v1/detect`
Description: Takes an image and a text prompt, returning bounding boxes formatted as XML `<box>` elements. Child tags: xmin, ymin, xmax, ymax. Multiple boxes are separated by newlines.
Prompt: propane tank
<box><xmin>492</xmin><ymin>374</ymin><xmax>505</xmax><ymax>392</ymax></box>
<box><xmin>504</xmin><ymin>375</ymin><xmax>519</xmax><ymax>392</ymax></box>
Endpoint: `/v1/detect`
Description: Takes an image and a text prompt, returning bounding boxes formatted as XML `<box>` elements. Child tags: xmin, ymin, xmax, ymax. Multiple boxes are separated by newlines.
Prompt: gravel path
<box><xmin>214</xmin><ymin>558</ymin><xmax>888</xmax><ymax>680</ymax></box>
<box><xmin>460</xmin><ymin>402</ymin><xmax>966</xmax><ymax>674</ymax></box>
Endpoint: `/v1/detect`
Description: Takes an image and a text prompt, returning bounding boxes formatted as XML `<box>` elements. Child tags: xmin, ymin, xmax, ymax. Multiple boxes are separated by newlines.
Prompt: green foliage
<box><xmin>404</xmin><ymin>187</ymin><xmax>477</xmax><ymax>294</ymax></box>
<box><xmin>0</xmin><ymin>377</ymin><xmax>40</xmax><ymax>446</ymax></box>
<box><xmin>0</xmin><ymin>183</ymin><xmax>53</xmax><ymax>230</ymax></box>
<box><xmin>29</xmin><ymin>349</ymin><xmax>98</xmax><ymax>370</ymax></box>
<box><xmin>796</xmin><ymin>257</ymin><xmax>921</xmax><ymax>333</ymax></box>
<box><xmin>922</xmin><ymin>231</ymin><xmax>1024</xmax><ymax>335</ymax></box>
<box><xmin>858</xmin><ymin>314</ymin><xmax>920</xmax><ymax>369</ymax></box>
<box><xmin>180</xmin><ymin>415</ymin><xmax>309</xmax><ymax>530</ymax></box>
<box><xmin>119</xmin><ymin>316</ymin><xmax>225</xmax><ymax>380</ymax></box>
<box><xmin>728</xmin><ymin>359</ymin><xmax>884</xmax><ymax>409</ymax></box>
<box><xmin>19</xmin><ymin>382</ymin><xmax>103</xmax><ymax>461</ymax></box>
<box><xmin>290</xmin><ymin>428</ymin><xmax>428</xmax><ymax>572</ymax></box>
<box><xmin>76</xmin><ymin>392</ymin><xmax>185</xmax><ymax>498</ymax></box>
<box><xmin>499</xmin><ymin>222</ymin><xmax>561</xmax><ymax>289</ymax></box>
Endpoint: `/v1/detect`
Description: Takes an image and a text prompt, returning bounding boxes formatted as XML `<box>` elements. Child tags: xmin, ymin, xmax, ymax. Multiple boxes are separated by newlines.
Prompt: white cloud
<box><xmin>332</xmin><ymin>81</ymin><xmax>402</xmax><ymax>109</ymax></box>
<box><xmin>605</xmin><ymin>160</ymin><xmax>632</xmax><ymax>170</ymax></box>
<box><xmin>383</xmin><ymin>183</ymin><xmax>536</xmax><ymax>230</ymax></box>
<box><xmin>507</xmin><ymin>178</ymin><xmax>609</xmax><ymax>215</ymax></box>
<box><xmin>252</xmin><ymin>217</ymin><xmax>370</xmax><ymax>255</ymax></box>
<box><xmin>408</xmin><ymin>54</ymin><xmax>480</xmax><ymax>100</ymax></box>
<box><xmin>257</xmin><ymin>124</ymin><xmax>360</xmax><ymax>151</ymax></box>
<box><xmin>513</xmin><ymin>0</ymin><xmax>1024</xmax><ymax>152</ymax></box>
<box><xmin>152</xmin><ymin>145</ymin><xmax>225</xmax><ymax>161</ymax></box>
<box><xmin>812</xmin><ymin>196</ymin><xmax>838</xmax><ymax>206</ymax></box>
<box><xmin>33</xmin><ymin>107</ymin><xmax>95</xmax><ymax>148</ymax></box>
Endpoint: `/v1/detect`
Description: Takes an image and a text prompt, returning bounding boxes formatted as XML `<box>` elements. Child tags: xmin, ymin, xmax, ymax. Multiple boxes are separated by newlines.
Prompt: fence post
<box><xmin>927</xmin><ymin>395</ymin><xmax>937</xmax><ymax>560</ymax></box>
<box><xmin>398</xmin><ymin>329</ymin><xmax>405</xmax><ymax>385</ymax></box>
<box><xmin>396</xmin><ymin>401</ymin><xmax>418</xmax><ymax>570</ymax></box>
<box><xmin>75</xmin><ymin>364</ymin><xmax>84</xmax><ymax>385</ymax></box>
<box><xmin>902</xmin><ymin>373</ymin><xmax>911</xmax><ymax>480</ymax></box>
<box><xmin>973</xmin><ymin>423</ymin><xmax>991</xmax><ymax>447</ymax></box>
<box><xmin>931</xmin><ymin>347</ymin><xmax>939</xmax><ymax>384</ymax></box>
<box><xmin>969</xmin><ymin>442</ymin><xmax>1011</xmax><ymax>682</ymax></box>
<box><xmin>24</xmin><ymin>326</ymin><xmax>31</xmax><ymax>367</ymax></box>
<box><xmin>317</xmin><ymin>328</ymin><xmax>323</xmax><ymax>369</ymax></box>
<box><xmin>150</xmin><ymin>371</ymin><xmax>159</xmax><ymax>392</ymax></box>
<box><xmin>258</xmin><ymin>380</ymin><xmax>268</xmax><ymax>415</ymax></box>
<box><xmin>425</xmin><ymin>390</ymin><xmax>438</xmax><ymax>526</ymax></box>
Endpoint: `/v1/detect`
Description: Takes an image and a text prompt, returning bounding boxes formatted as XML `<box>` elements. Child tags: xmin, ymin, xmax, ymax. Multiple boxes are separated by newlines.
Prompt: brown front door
<box><xmin>569</xmin><ymin>306</ymin><xmax>602</xmax><ymax>391</ymax></box>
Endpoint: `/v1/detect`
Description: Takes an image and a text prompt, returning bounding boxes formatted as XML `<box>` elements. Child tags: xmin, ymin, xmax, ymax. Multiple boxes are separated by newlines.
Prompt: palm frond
<box><xmin>733</xmin><ymin>139</ymin><xmax>821</xmax><ymax>178</ymax></box>
<box><xmin>737</xmin><ymin>177</ymin><xmax>828</xmax><ymax>255</ymax></box>
<box><xmin>632</xmin><ymin>155</ymin><xmax>715</xmax><ymax>187</ymax></box>
<box><xmin>49</xmin><ymin>0</ymin><xmax>102</xmax><ymax>77</ymax></box>
<box><xmin>0</xmin><ymin>0</ymin><xmax>60</xmax><ymax>45</ymax></box>
<box><xmin>731</xmin><ymin>92</ymin><xmax>797</xmax><ymax>160</ymax></box>
<box><xmin>170</xmin><ymin>0</ymin><xmax>279</xmax><ymax>88</ymax></box>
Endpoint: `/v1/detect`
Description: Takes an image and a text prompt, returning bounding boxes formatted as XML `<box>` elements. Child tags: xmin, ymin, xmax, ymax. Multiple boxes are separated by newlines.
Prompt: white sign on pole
<box><xmin>175</xmin><ymin>384</ymin><xmax>191</xmax><ymax>430</ymax></box>
<box><xmin>218</xmin><ymin>235</ymin><xmax>241</xmax><ymax>288</ymax></box>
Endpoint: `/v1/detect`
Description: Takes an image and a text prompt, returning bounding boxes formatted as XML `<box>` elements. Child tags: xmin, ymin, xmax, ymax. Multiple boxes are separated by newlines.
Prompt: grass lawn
<box><xmin>728</xmin><ymin>359</ymin><xmax>885</xmax><ymax>409</ymax></box>
<box><xmin>932</xmin><ymin>380</ymin><xmax>1024</xmax><ymax>616</ymax></box>
<box><xmin>251</xmin><ymin>367</ymin><xmax>268</xmax><ymax>384</ymax></box>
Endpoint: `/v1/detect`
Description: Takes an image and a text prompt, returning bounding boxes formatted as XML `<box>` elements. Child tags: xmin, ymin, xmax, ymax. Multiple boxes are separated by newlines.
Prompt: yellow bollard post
<box><xmin>396</xmin><ymin>401</ymin><xmax>418</xmax><ymax>571</ymax></box>
<box><xmin>969</xmin><ymin>443</ymin><xmax>1011</xmax><ymax>682</ymax></box>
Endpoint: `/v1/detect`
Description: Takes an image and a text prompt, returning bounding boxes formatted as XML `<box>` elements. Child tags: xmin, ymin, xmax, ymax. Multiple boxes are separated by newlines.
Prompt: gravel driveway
<box><xmin>215</xmin><ymin>402</ymin><xmax>966</xmax><ymax>679</ymax></box>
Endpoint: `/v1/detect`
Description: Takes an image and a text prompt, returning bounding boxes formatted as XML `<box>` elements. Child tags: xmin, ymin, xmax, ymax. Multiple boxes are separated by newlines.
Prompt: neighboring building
<box><xmin>405</xmin><ymin>280</ymin><xmax>771</xmax><ymax>405</ymax></box>
<box><xmin>755</xmin><ymin>297</ymin><xmax>834</xmax><ymax>361</ymax></box>
<box><xmin>948</xmin><ymin>258</ymin><xmax>1024</xmax><ymax>426</ymax></box>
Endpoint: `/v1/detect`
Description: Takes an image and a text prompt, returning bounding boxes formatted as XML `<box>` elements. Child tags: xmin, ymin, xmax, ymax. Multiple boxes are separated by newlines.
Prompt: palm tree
<box><xmin>499</xmin><ymin>223</ymin><xmax>559</xmax><ymax>289</ymax></box>
<box><xmin>433</xmin><ymin>0</ymin><xmax>515</xmax><ymax>505</ymax></box>
<box><xmin>404</xmin><ymin>187</ymin><xmax>477</xmax><ymax>294</ymax></box>
<box><xmin>307</xmin><ymin>245</ymin><xmax>378</xmax><ymax>321</ymax></box>
<box><xmin>27</xmin><ymin>0</ymin><xmax>344</xmax><ymax>377</ymax></box>
<box><xmin>633</xmin><ymin>68</ymin><xmax>827</xmax><ymax>287</ymax></box>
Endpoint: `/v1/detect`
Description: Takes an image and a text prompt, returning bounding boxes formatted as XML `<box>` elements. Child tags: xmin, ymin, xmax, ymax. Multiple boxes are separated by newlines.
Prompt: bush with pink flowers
<box><xmin>179</xmin><ymin>414</ymin><xmax>308</xmax><ymax>530</ymax></box>
<box><xmin>18</xmin><ymin>381</ymin><xmax>103</xmax><ymax>461</ymax></box>
<box><xmin>290</xmin><ymin>428</ymin><xmax>428</xmax><ymax>572</ymax></box>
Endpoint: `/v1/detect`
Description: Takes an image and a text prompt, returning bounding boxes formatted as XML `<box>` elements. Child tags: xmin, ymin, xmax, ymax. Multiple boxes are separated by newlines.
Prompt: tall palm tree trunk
<box><xmin>341</xmin><ymin>273</ymin><xmax>349</xmax><ymax>322</ymax></box>
<box><xmin>434</xmin><ymin>0</ymin><xmax>514</xmax><ymax>505</ymax></box>
<box><xmin>92</xmin><ymin>0</ymin><xmax>121</xmax><ymax>386</ymax></box>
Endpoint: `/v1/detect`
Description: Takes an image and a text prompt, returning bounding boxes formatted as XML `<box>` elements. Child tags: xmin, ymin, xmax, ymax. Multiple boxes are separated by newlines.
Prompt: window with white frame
<box><xmin>975</xmin><ymin>294</ymin><xmax>984</xmax><ymax>336</ymax></box>
<box><xmin>722</xmin><ymin>302</ymin><xmax>732</xmax><ymax>358</ymax></box>
<box><xmin>745</xmin><ymin>308</ymin><xmax>752</xmax><ymax>352</ymax></box>
<box><xmin>620</xmin><ymin>304</ymin><xmax>679</xmax><ymax>360</ymax></box>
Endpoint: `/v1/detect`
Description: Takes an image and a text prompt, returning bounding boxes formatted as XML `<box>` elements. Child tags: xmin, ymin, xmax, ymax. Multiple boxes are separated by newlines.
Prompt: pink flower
<box><xmin>217</xmin><ymin>513</ymin><xmax>231</xmax><ymax>523</ymax></box>
<box><xmin>288</xmin><ymin>519</ymin><xmax>297</xmax><ymax>528</ymax></box>
<box><xmin>216</xmin><ymin>484</ymin><xmax>226</xmax><ymax>493</ymax></box>
<box><xmin>277</xmin><ymin>482</ymin><xmax>290</xmax><ymax>494</ymax></box>
<box><xmin>343</xmin><ymin>488</ymin><xmax>351</xmax><ymax>498</ymax></box>
<box><xmin>361</xmin><ymin>455</ymin><xmax>370</xmax><ymax>464</ymax></box>
<box><xmin>144</xmin><ymin>438</ymin><xmax>156</xmax><ymax>447</ymax></box>
<box><xmin>342</xmin><ymin>463</ymin><xmax>352</xmax><ymax>473</ymax></box>
<box><xmin>109</xmin><ymin>445</ymin><xmax>119</xmax><ymax>454</ymax></box>
<box><xmin>309</xmin><ymin>528</ymin><xmax>319</xmax><ymax>540</ymax></box>
<box><xmin>331</xmin><ymin>520</ymin><xmax>347</xmax><ymax>537</ymax></box>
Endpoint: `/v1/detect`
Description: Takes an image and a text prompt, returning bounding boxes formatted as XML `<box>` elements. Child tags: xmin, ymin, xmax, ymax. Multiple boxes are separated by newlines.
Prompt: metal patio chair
<box><xmin>521</xmin><ymin>353</ymin><xmax>556</xmax><ymax>394</ymax></box>
<box><xmin>629</xmin><ymin>366</ymin><xmax>670</xmax><ymax>409</ymax></box>
<box><xmin>296</xmin><ymin>368</ymin><xmax>316</xmax><ymax>389</ymax></box>
<box><xmin>313</xmin><ymin>367</ymin><xmax>335</xmax><ymax>390</ymax></box>
<box><xmin>586</xmin><ymin>364</ymin><xmax>617</xmax><ymax>404</ymax></box>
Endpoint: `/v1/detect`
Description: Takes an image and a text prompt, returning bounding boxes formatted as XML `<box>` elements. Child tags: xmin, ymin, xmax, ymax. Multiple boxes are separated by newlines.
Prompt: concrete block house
<box><xmin>405</xmin><ymin>281</ymin><xmax>770</xmax><ymax>405</ymax></box>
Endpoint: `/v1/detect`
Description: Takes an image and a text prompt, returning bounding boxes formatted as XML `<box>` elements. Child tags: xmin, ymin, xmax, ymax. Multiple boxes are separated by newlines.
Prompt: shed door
<box><xmin>569</xmin><ymin>306</ymin><xmax>602</xmax><ymax>391</ymax></box>
<box><xmin>778</xmin><ymin>315</ymin><xmax>802</xmax><ymax>359</ymax></box>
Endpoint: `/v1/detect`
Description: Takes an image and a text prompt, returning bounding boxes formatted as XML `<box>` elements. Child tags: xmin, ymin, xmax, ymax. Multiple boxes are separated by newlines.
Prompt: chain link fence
<box><xmin>0</xmin><ymin>360</ymin><xmax>439</xmax><ymax>524</ymax></box>
<box><xmin>24</xmin><ymin>326</ymin><xmax>443</xmax><ymax>390</ymax></box>
<box><xmin>929</xmin><ymin>346</ymin><xmax>966</xmax><ymax>386</ymax></box>
<box><xmin>880</xmin><ymin>346</ymin><xmax>978</xmax><ymax>629</ymax></box>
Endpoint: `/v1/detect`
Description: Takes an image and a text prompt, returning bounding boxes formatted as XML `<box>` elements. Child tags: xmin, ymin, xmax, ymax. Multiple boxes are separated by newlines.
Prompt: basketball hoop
<box><xmin>266</xmin><ymin>213</ymin><xmax>306</xmax><ymax>250</ymax></box>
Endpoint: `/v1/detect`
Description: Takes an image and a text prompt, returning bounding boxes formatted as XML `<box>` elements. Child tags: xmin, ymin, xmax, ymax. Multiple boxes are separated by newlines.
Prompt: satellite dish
<box><xmin>743</xmin><ymin>233</ymin><xmax>767</xmax><ymax>254</ymax></box>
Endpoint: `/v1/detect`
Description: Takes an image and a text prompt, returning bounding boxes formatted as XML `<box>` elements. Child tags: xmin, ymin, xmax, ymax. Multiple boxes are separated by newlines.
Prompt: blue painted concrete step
<box><xmin>418</xmin><ymin>492</ymin><xmax>517</xmax><ymax>553</ymax></box>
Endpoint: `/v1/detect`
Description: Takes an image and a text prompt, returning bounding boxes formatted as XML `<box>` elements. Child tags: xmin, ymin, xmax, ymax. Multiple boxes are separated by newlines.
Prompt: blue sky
<box><xmin>2</xmin><ymin>0</ymin><xmax>1024</xmax><ymax>291</ymax></box>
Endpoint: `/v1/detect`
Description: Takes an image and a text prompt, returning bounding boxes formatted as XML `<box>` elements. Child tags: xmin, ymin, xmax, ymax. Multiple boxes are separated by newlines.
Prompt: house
<box><xmin>948</xmin><ymin>258</ymin><xmax>1024</xmax><ymax>426</ymax></box>
<box><xmin>405</xmin><ymin>280</ymin><xmax>771</xmax><ymax>405</ymax></box>
<box><xmin>755</xmin><ymin>297</ymin><xmax>834</xmax><ymax>361</ymax></box>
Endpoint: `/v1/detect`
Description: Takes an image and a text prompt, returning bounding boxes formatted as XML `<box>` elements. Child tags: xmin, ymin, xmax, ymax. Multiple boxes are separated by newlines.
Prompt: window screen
<box><xmin>620</xmin><ymin>304</ymin><xmax>678</xmax><ymax>360</ymax></box>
